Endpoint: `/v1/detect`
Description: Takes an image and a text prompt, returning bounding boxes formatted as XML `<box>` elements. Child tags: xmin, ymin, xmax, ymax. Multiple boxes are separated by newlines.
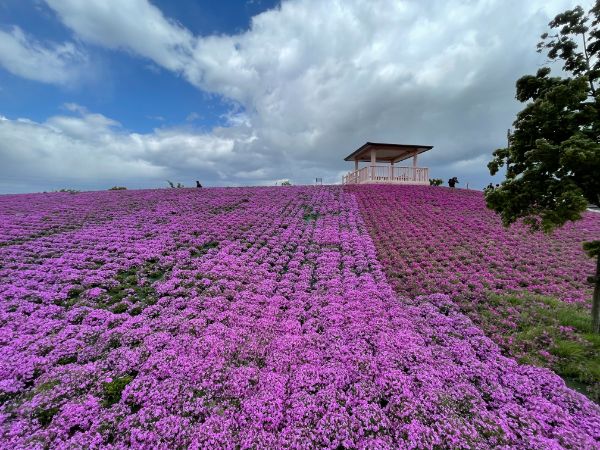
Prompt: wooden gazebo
<box><xmin>342</xmin><ymin>142</ymin><xmax>433</xmax><ymax>185</ymax></box>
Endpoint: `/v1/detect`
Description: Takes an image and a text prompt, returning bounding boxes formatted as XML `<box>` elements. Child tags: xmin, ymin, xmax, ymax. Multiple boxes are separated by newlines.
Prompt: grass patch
<box><xmin>190</xmin><ymin>241</ymin><xmax>219</xmax><ymax>258</ymax></box>
<box><xmin>129</xmin><ymin>305</ymin><xmax>144</xmax><ymax>316</ymax></box>
<box><xmin>35</xmin><ymin>380</ymin><xmax>59</xmax><ymax>393</ymax></box>
<box><xmin>302</xmin><ymin>206</ymin><xmax>320</xmax><ymax>222</ymax></box>
<box><xmin>474</xmin><ymin>293</ymin><xmax>600</xmax><ymax>402</ymax></box>
<box><xmin>101</xmin><ymin>374</ymin><xmax>136</xmax><ymax>408</ymax></box>
<box><xmin>209</xmin><ymin>199</ymin><xmax>248</xmax><ymax>215</ymax></box>
<box><xmin>111</xmin><ymin>303</ymin><xmax>129</xmax><ymax>314</ymax></box>
<box><xmin>60</xmin><ymin>259</ymin><xmax>166</xmax><ymax>312</ymax></box>
<box><xmin>102</xmin><ymin>261</ymin><xmax>165</xmax><ymax>312</ymax></box>
<box><xmin>56</xmin><ymin>355</ymin><xmax>77</xmax><ymax>365</ymax></box>
<box><xmin>551</xmin><ymin>339</ymin><xmax>586</xmax><ymax>359</ymax></box>
<box><xmin>33</xmin><ymin>405</ymin><xmax>60</xmax><ymax>426</ymax></box>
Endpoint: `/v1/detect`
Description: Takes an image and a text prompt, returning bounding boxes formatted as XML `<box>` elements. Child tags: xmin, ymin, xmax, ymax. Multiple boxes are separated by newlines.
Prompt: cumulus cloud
<box><xmin>0</xmin><ymin>25</ymin><xmax>87</xmax><ymax>85</ymax></box>
<box><xmin>44</xmin><ymin>0</ymin><xmax>194</xmax><ymax>72</ymax></box>
<box><xmin>0</xmin><ymin>106</ymin><xmax>285</xmax><ymax>193</ymax></box>
<box><xmin>1</xmin><ymin>0</ymin><xmax>582</xmax><ymax>191</ymax></box>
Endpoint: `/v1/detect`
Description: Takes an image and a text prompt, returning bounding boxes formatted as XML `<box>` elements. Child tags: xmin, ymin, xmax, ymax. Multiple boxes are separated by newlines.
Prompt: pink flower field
<box><xmin>1</xmin><ymin>186</ymin><xmax>600</xmax><ymax>449</ymax></box>
<box><xmin>353</xmin><ymin>185</ymin><xmax>599</xmax><ymax>304</ymax></box>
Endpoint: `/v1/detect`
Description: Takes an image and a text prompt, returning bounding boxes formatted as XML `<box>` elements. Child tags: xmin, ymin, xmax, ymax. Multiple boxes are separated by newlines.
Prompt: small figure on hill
<box><xmin>485</xmin><ymin>183</ymin><xmax>494</xmax><ymax>190</ymax></box>
<box><xmin>448</xmin><ymin>177</ymin><xmax>459</xmax><ymax>188</ymax></box>
<box><xmin>196</xmin><ymin>181</ymin><xmax>202</xmax><ymax>188</ymax></box>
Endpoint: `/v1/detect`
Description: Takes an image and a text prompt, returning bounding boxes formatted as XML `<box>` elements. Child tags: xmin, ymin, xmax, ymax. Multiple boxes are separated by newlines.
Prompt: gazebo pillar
<box><xmin>370</xmin><ymin>149</ymin><xmax>376</xmax><ymax>181</ymax></box>
<box><xmin>412</xmin><ymin>153</ymin><xmax>418</xmax><ymax>181</ymax></box>
<box><xmin>390</xmin><ymin>160</ymin><xmax>394</xmax><ymax>180</ymax></box>
<box><xmin>354</xmin><ymin>158</ymin><xmax>358</xmax><ymax>172</ymax></box>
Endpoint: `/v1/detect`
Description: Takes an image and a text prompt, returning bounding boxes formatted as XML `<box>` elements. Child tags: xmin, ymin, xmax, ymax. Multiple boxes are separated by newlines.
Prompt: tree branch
<box><xmin>582</xmin><ymin>31</ymin><xmax>597</xmax><ymax>96</ymax></box>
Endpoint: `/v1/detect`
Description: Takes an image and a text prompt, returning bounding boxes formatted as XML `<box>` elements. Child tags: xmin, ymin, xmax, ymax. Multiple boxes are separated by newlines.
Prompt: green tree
<box><xmin>486</xmin><ymin>2</ymin><xmax>600</xmax><ymax>331</ymax></box>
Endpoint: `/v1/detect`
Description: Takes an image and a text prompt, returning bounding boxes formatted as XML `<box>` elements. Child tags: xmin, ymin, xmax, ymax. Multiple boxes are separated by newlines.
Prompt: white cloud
<box><xmin>62</xmin><ymin>102</ymin><xmax>88</xmax><ymax>114</ymax></box>
<box><xmin>44</xmin><ymin>0</ymin><xmax>194</xmax><ymax>72</ymax></box>
<box><xmin>0</xmin><ymin>25</ymin><xmax>87</xmax><ymax>85</ymax></box>
<box><xmin>0</xmin><ymin>109</ymin><xmax>264</xmax><ymax>192</ymax></box>
<box><xmin>186</xmin><ymin>112</ymin><xmax>201</xmax><ymax>122</ymax></box>
<box><xmin>1</xmin><ymin>0</ymin><xmax>582</xmax><ymax>191</ymax></box>
<box><xmin>46</xmin><ymin>111</ymin><xmax>121</xmax><ymax>139</ymax></box>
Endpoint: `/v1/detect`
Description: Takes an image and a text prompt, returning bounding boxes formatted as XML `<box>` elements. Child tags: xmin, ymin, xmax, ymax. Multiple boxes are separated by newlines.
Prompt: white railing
<box><xmin>342</xmin><ymin>165</ymin><xmax>429</xmax><ymax>185</ymax></box>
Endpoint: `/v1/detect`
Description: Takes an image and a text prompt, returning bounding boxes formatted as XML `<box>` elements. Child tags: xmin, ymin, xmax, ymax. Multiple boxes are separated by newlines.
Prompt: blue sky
<box><xmin>0</xmin><ymin>0</ymin><xmax>580</xmax><ymax>193</ymax></box>
<box><xmin>0</xmin><ymin>0</ymin><xmax>279</xmax><ymax>132</ymax></box>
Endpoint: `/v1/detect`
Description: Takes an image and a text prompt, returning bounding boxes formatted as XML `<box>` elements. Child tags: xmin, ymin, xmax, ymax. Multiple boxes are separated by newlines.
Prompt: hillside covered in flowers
<box><xmin>1</xmin><ymin>186</ymin><xmax>599</xmax><ymax>448</ymax></box>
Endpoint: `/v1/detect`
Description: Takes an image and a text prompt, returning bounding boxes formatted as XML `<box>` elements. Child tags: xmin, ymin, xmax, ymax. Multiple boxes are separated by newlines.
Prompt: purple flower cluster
<box><xmin>353</xmin><ymin>185</ymin><xmax>600</xmax><ymax>304</ymax></box>
<box><xmin>1</xmin><ymin>186</ymin><xmax>599</xmax><ymax>448</ymax></box>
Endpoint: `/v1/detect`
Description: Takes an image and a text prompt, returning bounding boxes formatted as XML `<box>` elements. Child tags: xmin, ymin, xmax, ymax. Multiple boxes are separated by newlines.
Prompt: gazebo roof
<box><xmin>344</xmin><ymin>142</ymin><xmax>433</xmax><ymax>163</ymax></box>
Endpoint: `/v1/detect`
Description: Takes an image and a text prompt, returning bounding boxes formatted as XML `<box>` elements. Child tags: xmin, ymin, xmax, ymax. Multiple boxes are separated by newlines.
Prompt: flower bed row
<box><xmin>352</xmin><ymin>185</ymin><xmax>599</xmax><ymax>304</ymax></box>
<box><xmin>1</xmin><ymin>186</ymin><xmax>599</xmax><ymax>448</ymax></box>
<box><xmin>353</xmin><ymin>184</ymin><xmax>600</xmax><ymax>402</ymax></box>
